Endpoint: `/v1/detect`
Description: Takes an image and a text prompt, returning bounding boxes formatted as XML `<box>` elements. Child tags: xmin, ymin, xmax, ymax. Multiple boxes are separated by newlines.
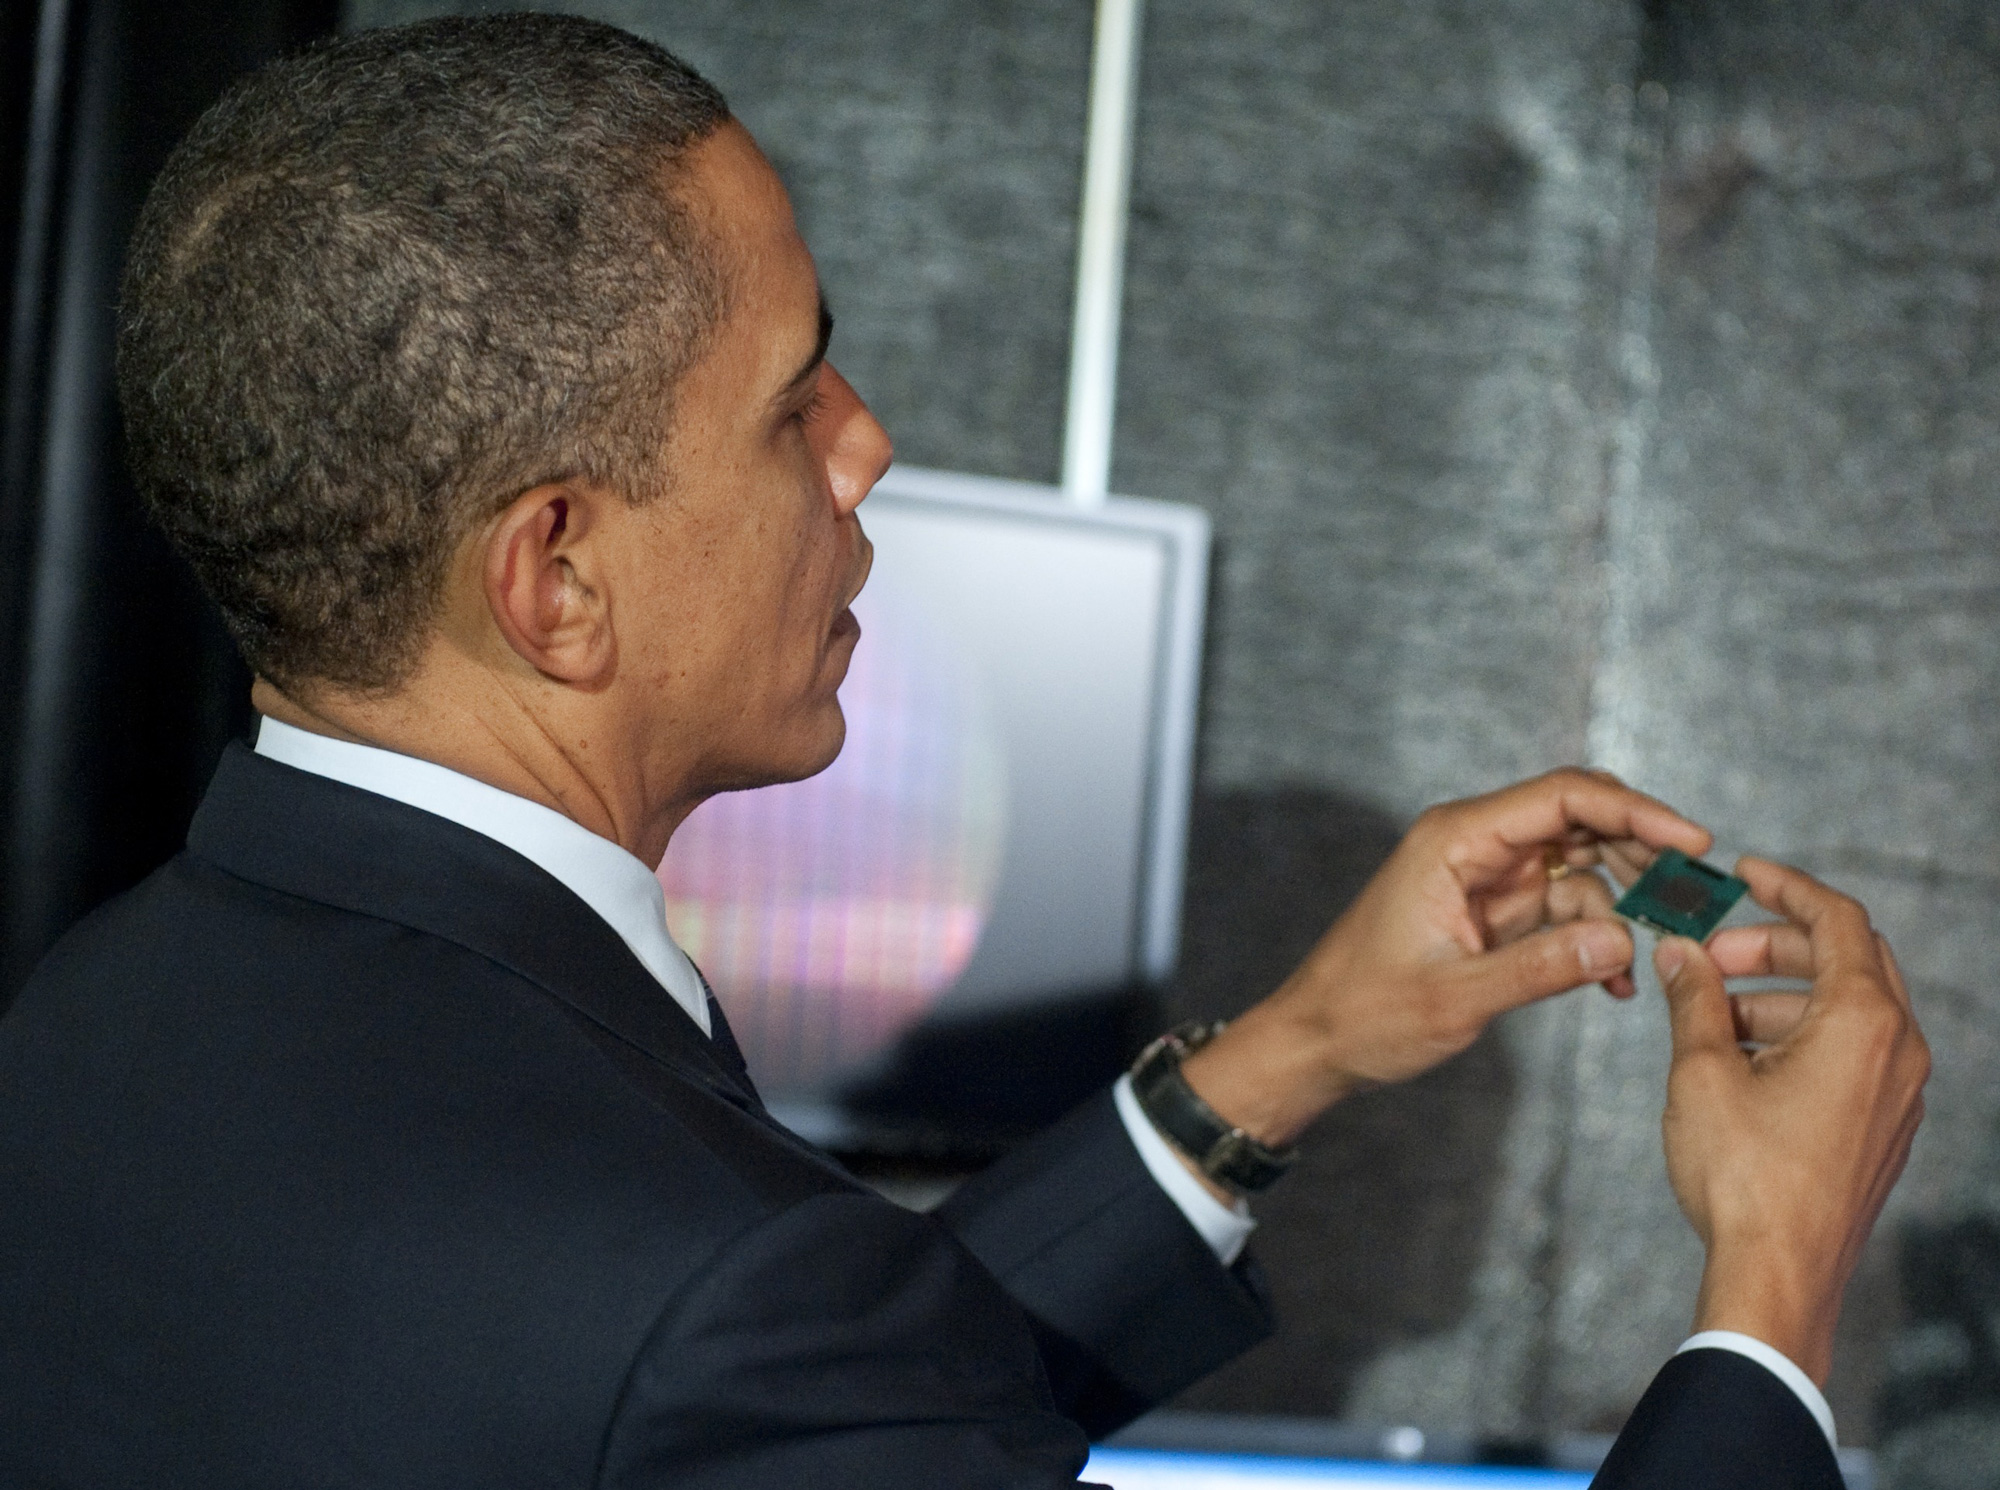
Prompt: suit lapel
<box><xmin>187</xmin><ymin>745</ymin><xmax>762</xmax><ymax>1117</ymax></box>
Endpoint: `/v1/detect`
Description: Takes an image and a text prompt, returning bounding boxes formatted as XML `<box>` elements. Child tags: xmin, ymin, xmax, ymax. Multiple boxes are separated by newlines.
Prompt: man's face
<box><xmin>611</xmin><ymin>122</ymin><xmax>891</xmax><ymax>804</ymax></box>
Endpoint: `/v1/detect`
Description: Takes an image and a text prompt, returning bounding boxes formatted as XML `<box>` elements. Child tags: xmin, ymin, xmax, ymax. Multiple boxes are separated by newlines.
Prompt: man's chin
<box><xmin>704</xmin><ymin>710</ymin><xmax>847</xmax><ymax>795</ymax></box>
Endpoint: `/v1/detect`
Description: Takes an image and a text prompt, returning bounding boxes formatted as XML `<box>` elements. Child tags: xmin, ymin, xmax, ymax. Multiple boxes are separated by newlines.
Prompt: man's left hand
<box><xmin>1179</xmin><ymin>768</ymin><xmax>1714</xmax><ymax>1149</ymax></box>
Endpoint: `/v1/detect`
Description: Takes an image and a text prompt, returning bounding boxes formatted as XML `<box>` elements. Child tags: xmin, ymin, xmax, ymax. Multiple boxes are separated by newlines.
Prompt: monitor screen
<box><xmin>657</xmin><ymin>465</ymin><xmax>1209</xmax><ymax>1146</ymax></box>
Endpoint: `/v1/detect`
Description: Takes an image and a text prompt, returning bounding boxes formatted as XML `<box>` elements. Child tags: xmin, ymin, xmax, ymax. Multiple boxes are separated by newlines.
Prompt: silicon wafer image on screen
<box><xmin>654</xmin><ymin>467</ymin><xmax>1209</xmax><ymax>1132</ymax></box>
<box><xmin>657</xmin><ymin>578</ymin><xmax>1009</xmax><ymax>1092</ymax></box>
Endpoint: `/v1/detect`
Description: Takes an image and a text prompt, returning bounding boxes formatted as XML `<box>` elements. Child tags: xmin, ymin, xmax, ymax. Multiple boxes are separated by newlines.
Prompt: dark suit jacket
<box><xmin>0</xmin><ymin>746</ymin><xmax>1269</xmax><ymax>1487</ymax></box>
<box><xmin>0</xmin><ymin>746</ymin><xmax>1845</xmax><ymax>1488</ymax></box>
<box><xmin>1589</xmin><ymin>1347</ymin><xmax>1844</xmax><ymax>1489</ymax></box>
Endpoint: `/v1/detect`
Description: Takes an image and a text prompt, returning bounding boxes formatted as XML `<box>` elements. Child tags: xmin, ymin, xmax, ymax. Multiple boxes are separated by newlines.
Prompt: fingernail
<box><xmin>1576</xmin><ymin>921</ymin><xmax>1627</xmax><ymax>976</ymax></box>
<box><xmin>1655</xmin><ymin>938</ymin><xmax>1689</xmax><ymax>984</ymax></box>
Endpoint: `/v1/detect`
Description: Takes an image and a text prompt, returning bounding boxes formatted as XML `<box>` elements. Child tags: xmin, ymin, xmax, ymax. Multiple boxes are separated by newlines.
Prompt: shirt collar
<box><xmin>252</xmin><ymin>715</ymin><xmax>710</xmax><ymax>1038</ymax></box>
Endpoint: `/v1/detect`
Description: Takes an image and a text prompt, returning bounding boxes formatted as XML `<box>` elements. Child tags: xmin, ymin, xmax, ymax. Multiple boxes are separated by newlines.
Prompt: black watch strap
<box><xmin>1129</xmin><ymin>1020</ymin><xmax>1298</xmax><ymax>1196</ymax></box>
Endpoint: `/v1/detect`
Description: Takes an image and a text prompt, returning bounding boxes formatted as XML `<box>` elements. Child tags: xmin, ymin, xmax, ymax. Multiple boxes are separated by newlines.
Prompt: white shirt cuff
<box><xmin>1676</xmin><ymin>1330</ymin><xmax>1837</xmax><ymax>1451</ymax></box>
<box><xmin>1112</xmin><ymin>1072</ymin><xmax>1256</xmax><ymax>1267</ymax></box>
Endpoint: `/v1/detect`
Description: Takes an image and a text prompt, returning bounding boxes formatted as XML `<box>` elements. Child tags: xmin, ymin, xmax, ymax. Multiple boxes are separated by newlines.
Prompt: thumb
<box><xmin>1447</xmin><ymin>917</ymin><xmax>1633</xmax><ymax>1018</ymax></box>
<box><xmin>1657</xmin><ymin>937</ymin><xmax>1737</xmax><ymax>1059</ymax></box>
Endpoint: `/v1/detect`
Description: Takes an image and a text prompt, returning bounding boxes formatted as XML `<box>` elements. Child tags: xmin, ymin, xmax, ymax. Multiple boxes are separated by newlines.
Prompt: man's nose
<box><xmin>822</xmin><ymin>365</ymin><xmax>892</xmax><ymax>516</ymax></box>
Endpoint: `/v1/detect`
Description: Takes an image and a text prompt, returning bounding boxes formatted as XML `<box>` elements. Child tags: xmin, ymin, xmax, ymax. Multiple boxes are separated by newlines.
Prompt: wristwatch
<box><xmin>1128</xmin><ymin>1020</ymin><xmax>1298</xmax><ymax>1196</ymax></box>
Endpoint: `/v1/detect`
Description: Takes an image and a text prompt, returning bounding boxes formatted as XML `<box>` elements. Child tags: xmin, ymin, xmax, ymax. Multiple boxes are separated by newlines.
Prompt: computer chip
<box><xmin>1612</xmin><ymin>847</ymin><xmax>1749</xmax><ymax>941</ymax></box>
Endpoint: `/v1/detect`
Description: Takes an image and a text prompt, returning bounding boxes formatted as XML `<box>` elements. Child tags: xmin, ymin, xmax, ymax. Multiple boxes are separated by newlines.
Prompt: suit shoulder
<box><xmin>15</xmin><ymin>849</ymin><xmax>362</xmax><ymax>994</ymax></box>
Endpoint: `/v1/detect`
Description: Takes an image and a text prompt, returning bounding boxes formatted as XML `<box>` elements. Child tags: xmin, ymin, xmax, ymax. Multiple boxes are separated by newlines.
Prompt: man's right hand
<box><xmin>1658</xmin><ymin>858</ymin><xmax>1930</xmax><ymax>1385</ymax></box>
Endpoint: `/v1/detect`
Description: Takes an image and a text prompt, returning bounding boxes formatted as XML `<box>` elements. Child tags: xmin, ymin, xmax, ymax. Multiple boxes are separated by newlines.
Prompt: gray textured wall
<box><xmin>350</xmin><ymin>0</ymin><xmax>1094</xmax><ymax>486</ymax></box>
<box><xmin>348</xmin><ymin>0</ymin><xmax>2000</xmax><ymax>1463</ymax></box>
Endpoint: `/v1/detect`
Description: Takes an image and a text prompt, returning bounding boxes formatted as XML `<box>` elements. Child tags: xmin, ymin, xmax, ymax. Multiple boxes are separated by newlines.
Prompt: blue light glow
<box><xmin>1082</xmin><ymin>1448</ymin><xmax>1593</xmax><ymax>1490</ymax></box>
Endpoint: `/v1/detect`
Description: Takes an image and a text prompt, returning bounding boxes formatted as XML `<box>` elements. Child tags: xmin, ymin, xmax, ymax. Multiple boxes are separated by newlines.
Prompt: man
<box><xmin>0</xmin><ymin>15</ymin><xmax>1927</xmax><ymax>1488</ymax></box>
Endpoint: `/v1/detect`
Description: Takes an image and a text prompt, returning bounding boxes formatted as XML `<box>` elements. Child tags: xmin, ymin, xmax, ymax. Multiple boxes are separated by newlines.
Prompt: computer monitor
<box><xmin>656</xmin><ymin>465</ymin><xmax>1209</xmax><ymax>1149</ymax></box>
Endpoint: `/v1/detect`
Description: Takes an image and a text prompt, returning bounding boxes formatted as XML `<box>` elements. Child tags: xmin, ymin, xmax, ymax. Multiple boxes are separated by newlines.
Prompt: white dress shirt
<box><xmin>252</xmin><ymin>716</ymin><xmax>1252</xmax><ymax>1265</ymax></box>
<box><xmin>253</xmin><ymin>717</ymin><xmax>1829</xmax><ymax>1439</ymax></box>
<box><xmin>256</xmin><ymin>716</ymin><xmax>710</xmax><ymax>1035</ymax></box>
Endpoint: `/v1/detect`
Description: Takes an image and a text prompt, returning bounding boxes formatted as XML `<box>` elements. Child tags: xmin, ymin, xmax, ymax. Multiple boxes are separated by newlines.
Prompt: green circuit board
<box><xmin>1613</xmin><ymin>847</ymin><xmax>1749</xmax><ymax>941</ymax></box>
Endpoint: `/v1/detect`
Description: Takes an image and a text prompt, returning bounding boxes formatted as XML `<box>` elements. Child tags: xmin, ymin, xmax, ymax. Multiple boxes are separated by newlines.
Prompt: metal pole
<box><xmin>1059</xmin><ymin>0</ymin><xmax>1143</xmax><ymax>507</ymax></box>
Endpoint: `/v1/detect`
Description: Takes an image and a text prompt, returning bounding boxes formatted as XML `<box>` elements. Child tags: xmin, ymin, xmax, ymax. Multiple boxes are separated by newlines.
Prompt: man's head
<box><xmin>118</xmin><ymin>15</ymin><xmax>891</xmax><ymax>852</ymax></box>
<box><xmin>120</xmin><ymin>13</ymin><xmax>738</xmax><ymax>695</ymax></box>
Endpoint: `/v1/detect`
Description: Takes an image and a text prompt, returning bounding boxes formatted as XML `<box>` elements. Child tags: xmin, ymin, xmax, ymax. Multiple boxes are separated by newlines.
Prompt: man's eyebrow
<box><xmin>776</xmin><ymin>294</ymin><xmax>834</xmax><ymax>400</ymax></box>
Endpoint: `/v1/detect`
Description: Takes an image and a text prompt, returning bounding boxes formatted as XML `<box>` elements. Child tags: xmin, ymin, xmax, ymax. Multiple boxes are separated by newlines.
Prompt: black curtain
<box><xmin>0</xmin><ymin>0</ymin><xmax>341</xmax><ymax>1003</ymax></box>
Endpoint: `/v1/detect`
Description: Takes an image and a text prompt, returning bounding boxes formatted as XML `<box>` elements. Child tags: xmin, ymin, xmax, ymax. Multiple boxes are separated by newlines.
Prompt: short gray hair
<box><xmin>116</xmin><ymin>14</ymin><xmax>731</xmax><ymax>691</ymax></box>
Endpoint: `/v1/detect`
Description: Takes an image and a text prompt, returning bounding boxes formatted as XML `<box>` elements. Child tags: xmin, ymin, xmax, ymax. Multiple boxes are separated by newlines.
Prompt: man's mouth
<box><xmin>828</xmin><ymin>535</ymin><xmax>872</xmax><ymax>645</ymax></box>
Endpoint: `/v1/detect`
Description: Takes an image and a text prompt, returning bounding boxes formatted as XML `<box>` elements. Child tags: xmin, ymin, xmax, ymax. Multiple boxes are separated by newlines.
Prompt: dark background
<box><xmin>6</xmin><ymin>0</ymin><xmax>1999</xmax><ymax>1477</ymax></box>
<box><xmin>0</xmin><ymin>0</ymin><xmax>339</xmax><ymax>999</ymax></box>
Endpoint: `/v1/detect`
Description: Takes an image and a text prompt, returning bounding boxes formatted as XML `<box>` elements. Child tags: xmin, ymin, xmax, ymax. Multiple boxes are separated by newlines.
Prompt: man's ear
<box><xmin>482</xmin><ymin>482</ymin><xmax>616</xmax><ymax>686</ymax></box>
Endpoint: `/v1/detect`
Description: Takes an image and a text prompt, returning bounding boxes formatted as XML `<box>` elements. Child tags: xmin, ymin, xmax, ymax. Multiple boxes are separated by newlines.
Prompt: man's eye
<box><xmin>795</xmin><ymin>387</ymin><xmax>830</xmax><ymax>426</ymax></box>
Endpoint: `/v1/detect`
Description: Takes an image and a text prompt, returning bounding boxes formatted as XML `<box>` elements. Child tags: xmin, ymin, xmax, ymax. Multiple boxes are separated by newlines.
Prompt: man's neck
<box><xmin>249</xmin><ymin>672</ymin><xmax>694</xmax><ymax>867</ymax></box>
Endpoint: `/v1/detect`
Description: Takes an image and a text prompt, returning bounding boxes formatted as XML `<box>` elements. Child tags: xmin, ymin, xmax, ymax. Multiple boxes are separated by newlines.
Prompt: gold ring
<box><xmin>1544</xmin><ymin>845</ymin><xmax>1573</xmax><ymax>882</ymax></box>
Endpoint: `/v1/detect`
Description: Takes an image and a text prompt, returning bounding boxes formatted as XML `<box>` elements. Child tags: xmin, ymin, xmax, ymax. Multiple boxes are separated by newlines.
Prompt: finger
<box><xmin>1481</xmin><ymin>883</ymin><xmax>1558</xmax><ymax>945</ymax></box>
<box><xmin>1443</xmin><ymin>917</ymin><xmax>1635</xmax><ymax>1019</ymax></box>
<box><xmin>1558</xmin><ymin>877</ymin><xmax>1638</xmax><ymax>998</ymax></box>
<box><xmin>1547</xmin><ymin>870</ymin><xmax>1619</xmax><ymax>923</ymax></box>
<box><xmin>1733</xmin><ymin>857</ymin><xmax>1884</xmax><ymax>994</ymax></box>
<box><xmin>1706</xmin><ymin>922</ymin><xmax>1815</xmax><ymax>981</ymax></box>
<box><xmin>1444</xmin><ymin>769</ymin><xmax>1713</xmax><ymax>868</ymax></box>
<box><xmin>1657</xmin><ymin>937</ymin><xmax>1741</xmax><ymax>1062</ymax></box>
<box><xmin>1506</xmin><ymin>771</ymin><xmax>1712</xmax><ymax>855</ymax></box>
<box><xmin>1729</xmin><ymin>991</ymin><xmax>1810</xmax><ymax>1044</ymax></box>
<box><xmin>1550</xmin><ymin>833</ymin><xmax>1604</xmax><ymax>873</ymax></box>
<box><xmin>1598</xmin><ymin>839</ymin><xmax>1654</xmax><ymax>889</ymax></box>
